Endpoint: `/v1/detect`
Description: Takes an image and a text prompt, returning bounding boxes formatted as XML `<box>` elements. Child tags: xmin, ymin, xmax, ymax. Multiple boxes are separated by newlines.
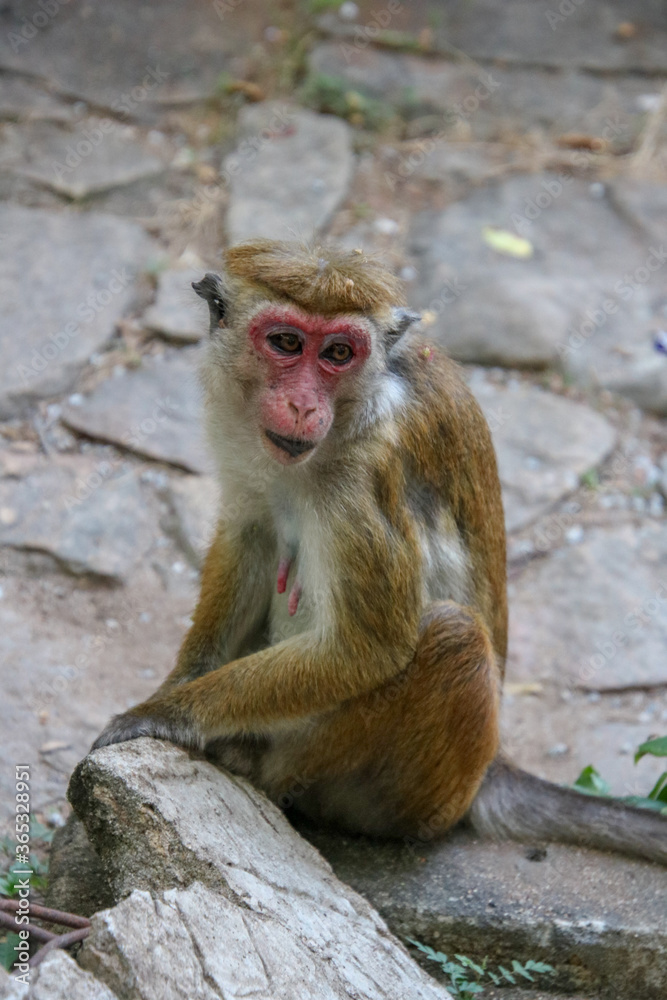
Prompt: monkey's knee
<box><xmin>415</xmin><ymin>600</ymin><xmax>498</xmax><ymax>689</ymax></box>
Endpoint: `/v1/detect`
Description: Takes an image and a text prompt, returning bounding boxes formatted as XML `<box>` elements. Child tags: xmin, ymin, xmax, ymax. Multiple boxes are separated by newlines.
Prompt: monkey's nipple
<box><xmin>288</xmin><ymin>580</ymin><xmax>302</xmax><ymax>617</ymax></box>
<box><xmin>277</xmin><ymin>557</ymin><xmax>291</xmax><ymax>594</ymax></box>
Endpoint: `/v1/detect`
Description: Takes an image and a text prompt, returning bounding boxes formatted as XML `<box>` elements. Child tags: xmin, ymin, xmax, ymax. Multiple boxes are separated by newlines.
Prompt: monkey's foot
<box><xmin>91</xmin><ymin>710</ymin><xmax>202</xmax><ymax>753</ymax></box>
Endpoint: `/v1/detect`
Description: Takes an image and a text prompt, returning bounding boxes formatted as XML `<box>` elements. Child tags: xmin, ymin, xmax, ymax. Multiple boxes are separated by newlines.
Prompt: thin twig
<box><xmin>0</xmin><ymin>910</ymin><xmax>55</xmax><ymax>943</ymax></box>
<box><xmin>28</xmin><ymin>927</ymin><xmax>90</xmax><ymax>968</ymax></box>
<box><xmin>0</xmin><ymin>899</ymin><xmax>91</xmax><ymax>929</ymax></box>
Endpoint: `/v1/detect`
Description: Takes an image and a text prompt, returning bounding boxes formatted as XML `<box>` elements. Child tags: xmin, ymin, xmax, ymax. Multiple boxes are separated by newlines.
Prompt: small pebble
<box><xmin>546</xmin><ymin>743</ymin><xmax>569</xmax><ymax>757</ymax></box>
<box><xmin>68</xmin><ymin>393</ymin><xmax>84</xmax><ymax>406</ymax></box>
<box><xmin>374</xmin><ymin>217</ymin><xmax>400</xmax><ymax>236</ymax></box>
<box><xmin>586</xmin><ymin>691</ymin><xmax>601</xmax><ymax>703</ymax></box>
<box><xmin>565</xmin><ymin>525</ymin><xmax>584</xmax><ymax>545</ymax></box>
<box><xmin>339</xmin><ymin>1</ymin><xmax>359</xmax><ymax>20</ymax></box>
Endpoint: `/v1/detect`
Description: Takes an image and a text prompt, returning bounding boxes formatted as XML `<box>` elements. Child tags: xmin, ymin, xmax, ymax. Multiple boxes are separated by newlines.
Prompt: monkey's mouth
<box><xmin>264</xmin><ymin>430</ymin><xmax>316</xmax><ymax>459</ymax></box>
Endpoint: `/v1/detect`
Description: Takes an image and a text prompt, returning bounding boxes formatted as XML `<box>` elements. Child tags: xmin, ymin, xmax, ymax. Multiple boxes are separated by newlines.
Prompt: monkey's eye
<box><xmin>321</xmin><ymin>343</ymin><xmax>353</xmax><ymax>365</ymax></box>
<box><xmin>268</xmin><ymin>330</ymin><xmax>302</xmax><ymax>354</ymax></box>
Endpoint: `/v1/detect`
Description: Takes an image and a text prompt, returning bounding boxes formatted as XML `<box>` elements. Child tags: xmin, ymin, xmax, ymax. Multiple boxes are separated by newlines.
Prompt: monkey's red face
<box><xmin>248</xmin><ymin>306</ymin><xmax>371</xmax><ymax>464</ymax></box>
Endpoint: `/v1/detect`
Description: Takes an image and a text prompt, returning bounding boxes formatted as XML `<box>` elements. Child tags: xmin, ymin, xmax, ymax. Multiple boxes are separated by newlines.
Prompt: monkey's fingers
<box><xmin>90</xmin><ymin>706</ymin><xmax>202</xmax><ymax>753</ymax></box>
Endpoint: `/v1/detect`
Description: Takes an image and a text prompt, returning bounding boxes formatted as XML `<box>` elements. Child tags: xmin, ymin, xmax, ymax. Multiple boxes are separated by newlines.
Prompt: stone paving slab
<box><xmin>408</xmin><ymin>176</ymin><xmax>667</xmax><ymax>411</ymax></box>
<box><xmin>318</xmin><ymin>0</ymin><xmax>667</xmax><ymax>73</ymax></box>
<box><xmin>0</xmin><ymin>455</ymin><xmax>156</xmax><ymax>582</ymax></box>
<box><xmin>0</xmin><ymin>0</ymin><xmax>253</xmax><ymax>113</ymax></box>
<box><xmin>0</xmin><ymin>120</ymin><xmax>167</xmax><ymax>200</ymax></box>
<box><xmin>508</xmin><ymin>522</ymin><xmax>667</xmax><ymax>690</ymax></box>
<box><xmin>61</xmin><ymin>350</ymin><xmax>209</xmax><ymax>474</ymax></box>
<box><xmin>469</xmin><ymin>374</ymin><xmax>617</xmax><ymax>532</ymax></box>
<box><xmin>142</xmin><ymin>267</ymin><xmax>206</xmax><ymax>343</ymax></box>
<box><xmin>310</xmin><ymin>42</ymin><xmax>663</xmax><ymax>144</ymax></box>
<box><xmin>0</xmin><ymin>76</ymin><xmax>76</xmax><ymax>123</ymax></box>
<box><xmin>225</xmin><ymin>102</ymin><xmax>355</xmax><ymax>243</ymax></box>
<box><xmin>0</xmin><ymin>205</ymin><xmax>158</xmax><ymax>418</ymax></box>
<box><xmin>302</xmin><ymin>824</ymin><xmax>667</xmax><ymax>1000</ymax></box>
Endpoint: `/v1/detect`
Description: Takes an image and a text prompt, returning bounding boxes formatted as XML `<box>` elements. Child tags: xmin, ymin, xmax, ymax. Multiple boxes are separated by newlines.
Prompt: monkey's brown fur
<box><xmin>93</xmin><ymin>240</ymin><xmax>667</xmax><ymax>864</ymax></box>
<box><xmin>225</xmin><ymin>238</ymin><xmax>406</xmax><ymax>315</ymax></box>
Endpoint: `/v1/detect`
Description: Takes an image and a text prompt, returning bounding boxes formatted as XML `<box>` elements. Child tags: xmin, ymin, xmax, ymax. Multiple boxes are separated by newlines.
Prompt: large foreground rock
<box><xmin>55</xmin><ymin>740</ymin><xmax>450</xmax><ymax>1000</ymax></box>
<box><xmin>225</xmin><ymin>103</ymin><xmax>354</xmax><ymax>243</ymax></box>
<box><xmin>0</xmin><ymin>207</ymin><xmax>157</xmax><ymax>418</ymax></box>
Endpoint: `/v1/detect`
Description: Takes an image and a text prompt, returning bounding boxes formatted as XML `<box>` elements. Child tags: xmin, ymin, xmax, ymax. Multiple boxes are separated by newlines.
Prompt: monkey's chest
<box><xmin>267</xmin><ymin>505</ymin><xmax>327</xmax><ymax>644</ymax></box>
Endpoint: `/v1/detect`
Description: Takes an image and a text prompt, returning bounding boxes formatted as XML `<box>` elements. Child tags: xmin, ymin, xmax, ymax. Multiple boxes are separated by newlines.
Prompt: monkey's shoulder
<box><xmin>388</xmin><ymin>338</ymin><xmax>494</xmax><ymax>458</ymax></box>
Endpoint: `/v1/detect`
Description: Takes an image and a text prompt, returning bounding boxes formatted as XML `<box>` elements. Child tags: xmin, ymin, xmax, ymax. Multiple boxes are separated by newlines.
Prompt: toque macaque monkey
<box><xmin>94</xmin><ymin>239</ymin><xmax>666</xmax><ymax>864</ymax></box>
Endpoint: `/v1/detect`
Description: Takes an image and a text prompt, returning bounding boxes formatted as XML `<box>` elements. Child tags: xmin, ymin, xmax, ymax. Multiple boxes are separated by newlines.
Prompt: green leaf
<box><xmin>512</xmin><ymin>959</ymin><xmax>534</xmax><ymax>981</ymax></box>
<box><xmin>620</xmin><ymin>794</ymin><xmax>667</xmax><ymax>812</ymax></box>
<box><xmin>498</xmin><ymin>965</ymin><xmax>516</xmax><ymax>984</ymax></box>
<box><xmin>455</xmin><ymin>954</ymin><xmax>486</xmax><ymax>977</ymax></box>
<box><xmin>635</xmin><ymin>736</ymin><xmax>667</xmax><ymax>763</ymax></box>
<box><xmin>525</xmin><ymin>960</ymin><xmax>556</xmax><ymax>974</ymax></box>
<box><xmin>650</xmin><ymin>773</ymin><xmax>667</xmax><ymax>802</ymax></box>
<box><xmin>0</xmin><ymin>933</ymin><xmax>22</xmax><ymax>972</ymax></box>
<box><xmin>486</xmin><ymin>970</ymin><xmax>500</xmax><ymax>985</ymax></box>
<box><xmin>573</xmin><ymin>765</ymin><xmax>611</xmax><ymax>796</ymax></box>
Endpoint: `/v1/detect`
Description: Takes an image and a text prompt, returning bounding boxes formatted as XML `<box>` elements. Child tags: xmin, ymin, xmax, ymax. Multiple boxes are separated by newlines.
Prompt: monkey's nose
<box><xmin>288</xmin><ymin>400</ymin><xmax>317</xmax><ymax>419</ymax></box>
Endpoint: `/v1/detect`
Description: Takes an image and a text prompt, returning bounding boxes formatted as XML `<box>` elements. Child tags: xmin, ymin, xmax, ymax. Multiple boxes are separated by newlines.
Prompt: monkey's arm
<box><xmin>153</xmin><ymin>519</ymin><xmax>275</xmax><ymax>694</ymax></box>
<box><xmin>93</xmin><ymin>500</ymin><xmax>422</xmax><ymax>750</ymax></box>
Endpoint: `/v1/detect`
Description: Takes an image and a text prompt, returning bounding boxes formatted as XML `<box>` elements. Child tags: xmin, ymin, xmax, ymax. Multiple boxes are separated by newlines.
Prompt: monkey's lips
<box><xmin>264</xmin><ymin>430</ymin><xmax>317</xmax><ymax>461</ymax></box>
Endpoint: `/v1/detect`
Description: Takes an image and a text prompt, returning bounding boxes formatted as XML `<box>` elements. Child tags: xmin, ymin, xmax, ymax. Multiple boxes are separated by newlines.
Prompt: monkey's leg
<box><xmin>259</xmin><ymin>600</ymin><xmax>501</xmax><ymax>839</ymax></box>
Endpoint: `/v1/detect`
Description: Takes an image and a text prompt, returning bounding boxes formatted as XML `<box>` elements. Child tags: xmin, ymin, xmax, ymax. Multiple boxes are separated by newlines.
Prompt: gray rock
<box><xmin>1</xmin><ymin>121</ymin><xmax>166</xmax><ymax>200</ymax></box>
<box><xmin>66</xmin><ymin>740</ymin><xmax>451</xmax><ymax>1000</ymax></box>
<box><xmin>158</xmin><ymin>474</ymin><xmax>218</xmax><ymax>568</ymax></box>
<box><xmin>408</xmin><ymin>176</ymin><xmax>667</xmax><ymax>411</ymax></box>
<box><xmin>142</xmin><ymin>268</ymin><xmax>206</xmax><ymax>343</ymax></box>
<box><xmin>61</xmin><ymin>351</ymin><xmax>209</xmax><ymax>474</ymax></box>
<box><xmin>0</xmin><ymin>1</ymin><xmax>245</xmax><ymax>113</ymax></box>
<box><xmin>225</xmin><ymin>102</ymin><xmax>354</xmax><ymax>243</ymax></box>
<box><xmin>304</xmin><ymin>824</ymin><xmax>667</xmax><ymax>1000</ymax></box>
<box><xmin>469</xmin><ymin>375</ymin><xmax>617</xmax><ymax>532</ymax></box>
<box><xmin>310</xmin><ymin>42</ymin><xmax>662</xmax><ymax>142</ymax></box>
<box><xmin>46</xmin><ymin>813</ymin><xmax>115</xmax><ymax>919</ymax></box>
<box><xmin>6</xmin><ymin>949</ymin><xmax>117</xmax><ymax>1000</ymax></box>
<box><xmin>317</xmin><ymin>1</ymin><xmax>667</xmax><ymax>73</ymax></box>
<box><xmin>0</xmin><ymin>77</ymin><xmax>75</xmax><ymax>123</ymax></box>
<box><xmin>0</xmin><ymin>206</ymin><xmax>157</xmax><ymax>418</ymax></box>
<box><xmin>0</xmin><ymin>457</ymin><xmax>155</xmax><ymax>582</ymax></box>
<box><xmin>508</xmin><ymin>522</ymin><xmax>667</xmax><ymax>690</ymax></box>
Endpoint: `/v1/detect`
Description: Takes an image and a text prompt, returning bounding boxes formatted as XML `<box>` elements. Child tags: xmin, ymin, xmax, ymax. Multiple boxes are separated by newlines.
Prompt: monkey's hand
<box><xmin>91</xmin><ymin>704</ymin><xmax>203</xmax><ymax>753</ymax></box>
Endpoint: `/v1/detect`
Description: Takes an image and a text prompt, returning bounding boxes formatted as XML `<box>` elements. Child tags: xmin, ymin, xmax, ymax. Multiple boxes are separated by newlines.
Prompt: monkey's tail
<box><xmin>468</xmin><ymin>756</ymin><xmax>667</xmax><ymax>865</ymax></box>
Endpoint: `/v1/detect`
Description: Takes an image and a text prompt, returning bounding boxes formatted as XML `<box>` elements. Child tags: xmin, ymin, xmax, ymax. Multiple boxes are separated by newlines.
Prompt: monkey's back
<box><xmin>390</xmin><ymin>339</ymin><xmax>508</xmax><ymax>665</ymax></box>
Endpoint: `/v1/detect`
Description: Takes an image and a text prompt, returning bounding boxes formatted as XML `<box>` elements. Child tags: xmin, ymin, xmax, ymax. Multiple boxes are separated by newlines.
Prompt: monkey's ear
<box><xmin>192</xmin><ymin>272</ymin><xmax>228</xmax><ymax>333</ymax></box>
<box><xmin>384</xmin><ymin>307</ymin><xmax>421</xmax><ymax>346</ymax></box>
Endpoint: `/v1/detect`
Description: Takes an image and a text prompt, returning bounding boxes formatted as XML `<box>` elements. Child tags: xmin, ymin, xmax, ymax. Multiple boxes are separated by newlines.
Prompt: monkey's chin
<box><xmin>263</xmin><ymin>429</ymin><xmax>318</xmax><ymax>465</ymax></box>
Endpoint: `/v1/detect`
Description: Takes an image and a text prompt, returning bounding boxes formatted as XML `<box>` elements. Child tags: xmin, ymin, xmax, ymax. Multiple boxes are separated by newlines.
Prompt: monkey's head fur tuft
<box><xmin>224</xmin><ymin>239</ymin><xmax>406</xmax><ymax>316</ymax></box>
